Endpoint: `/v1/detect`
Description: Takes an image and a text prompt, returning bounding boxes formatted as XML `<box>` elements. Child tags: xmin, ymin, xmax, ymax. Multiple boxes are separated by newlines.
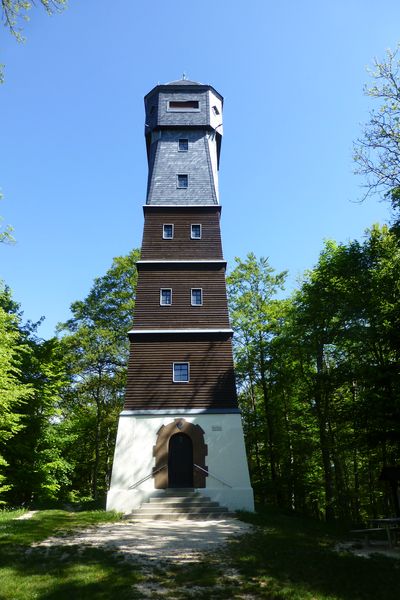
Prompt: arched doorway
<box><xmin>168</xmin><ymin>432</ymin><xmax>193</xmax><ymax>488</ymax></box>
<box><xmin>153</xmin><ymin>419</ymin><xmax>208</xmax><ymax>489</ymax></box>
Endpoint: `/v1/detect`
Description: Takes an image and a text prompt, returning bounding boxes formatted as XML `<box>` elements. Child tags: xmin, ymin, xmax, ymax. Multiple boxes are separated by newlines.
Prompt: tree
<box><xmin>0</xmin><ymin>284</ymin><xmax>72</xmax><ymax>506</ymax></box>
<box><xmin>58</xmin><ymin>249</ymin><xmax>140</xmax><ymax>502</ymax></box>
<box><xmin>1</xmin><ymin>1</ymin><xmax>66</xmax><ymax>41</ymax></box>
<box><xmin>227</xmin><ymin>253</ymin><xmax>287</xmax><ymax>505</ymax></box>
<box><xmin>0</xmin><ymin>284</ymin><xmax>32</xmax><ymax>501</ymax></box>
<box><xmin>3</xmin><ymin>335</ymin><xmax>71</xmax><ymax>505</ymax></box>
<box><xmin>353</xmin><ymin>44</ymin><xmax>400</xmax><ymax>217</ymax></box>
<box><xmin>282</xmin><ymin>227</ymin><xmax>400</xmax><ymax>520</ymax></box>
<box><xmin>1</xmin><ymin>0</ymin><xmax>66</xmax><ymax>82</ymax></box>
<box><xmin>0</xmin><ymin>218</ymin><xmax>14</xmax><ymax>244</ymax></box>
<box><xmin>228</xmin><ymin>229</ymin><xmax>400</xmax><ymax>521</ymax></box>
<box><xmin>0</xmin><ymin>195</ymin><xmax>15</xmax><ymax>244</ymax></box>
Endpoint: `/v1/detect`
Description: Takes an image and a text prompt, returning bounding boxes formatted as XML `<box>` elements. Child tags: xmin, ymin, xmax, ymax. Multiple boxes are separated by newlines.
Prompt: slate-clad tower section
<box><xmin>107</xmin><ymin>80</ymin><xmax>254</xmax><ymax>514</ymax></box>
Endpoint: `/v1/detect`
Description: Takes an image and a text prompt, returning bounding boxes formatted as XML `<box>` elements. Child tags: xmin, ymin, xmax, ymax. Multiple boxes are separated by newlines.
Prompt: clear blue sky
<box><xmin>1</xmin><ymin>0</ymin><xmax>398</xmax><ymax>339</ymax></box>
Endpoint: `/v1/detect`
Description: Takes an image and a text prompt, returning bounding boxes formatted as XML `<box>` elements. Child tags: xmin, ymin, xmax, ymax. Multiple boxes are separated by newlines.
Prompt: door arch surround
<box><xmin>152</xmin><ymin>418</ymin><xmax>208</xmax><ymax>489</ymax></box>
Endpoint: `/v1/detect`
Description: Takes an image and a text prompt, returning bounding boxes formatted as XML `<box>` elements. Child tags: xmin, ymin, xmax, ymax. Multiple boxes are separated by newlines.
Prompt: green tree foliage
<box><xmin>0</xmin><ymin>285</ymin><xmax>71</xmax><ymax>505</ymax></box>
<box><xmin>1</xmin><ymin>0</ymin><xmax>66</xmax><ymax>82</ymax></box>
<box><xmin>291</xmin><ymin>226</ymin><xmax>400</xmax><ymax>520</ymax></box>
<box><xmin>227</xmin><ymin>253</ymin><xmax>288</xmax><ymax>505</ymax></box>
<box><xmin>228</xmin><ymin>229</ymin><xmax>400</xmax><ymax>521</ymax></box>
<box><xmin>3</xmin><ymin>336</ymin><xmax>71</xmax><ymax>505</ymax></box>
<box><xmin>0</xmin><ymin>285</ymin><xmax>32</xmax><ymax>501</ymax></box>
<box><xmin>354</xmin><ymin>44</ymin><xmax>400</xmax><ymax>217</ymax></box>
<box><xmin>1</xmin><ymin>0</ymin><xmax>66</xmax><ymax>41</ymax></box>
<box><xmin>0</xmin><ymin>195</ymin><xmax>15</xmax><ymax>244</ymax></box>
<box><xmin>57</xmin><ymin>250</ymin><xmax>140</xmax><ymax>502</ymax></box>
<box><xmin>0</xmin><ymin>218</ymin><xmax>14</xmax><ymax>244</ymax></box>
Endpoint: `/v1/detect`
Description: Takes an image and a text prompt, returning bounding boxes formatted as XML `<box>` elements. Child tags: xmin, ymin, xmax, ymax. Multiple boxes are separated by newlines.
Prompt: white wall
<box><xmin>107</xmin><ymin>412</ymin><xmax>254</xmax><ymax>514</ymax></box>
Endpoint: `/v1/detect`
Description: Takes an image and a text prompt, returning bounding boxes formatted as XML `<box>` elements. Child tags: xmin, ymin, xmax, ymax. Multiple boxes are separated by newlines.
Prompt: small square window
<box><xmin>191</xmin><ymin>224</ymin><xmax>202</xmax><ymax>239</ymax></box>
<box><xmin>160</xmin><ymin>289</ymin><xmax>172</xmax><ymax>305</ymax></box>
<box><xmin>177</xmin><ymin>174</ymin><xmax>188</xmax><ymax>189</ymax></box>
<box><xmin>178</xmin><ymin>139</ymin><xmax>189</xmax><ymax>152</ymax></box>
<box><xmin>191</xmin><ymin>288</ymin><xmax>203</xmax><ymax>306</ymax></box>
<box><xmin>163</xmin><ymin>224</ymin><xmax>174</xmax><ymax>239</ymax></box>
<box><xmin>173</xmin><ymin>362</ymin><xmax>190</xmax><ymax>383</ymax></box>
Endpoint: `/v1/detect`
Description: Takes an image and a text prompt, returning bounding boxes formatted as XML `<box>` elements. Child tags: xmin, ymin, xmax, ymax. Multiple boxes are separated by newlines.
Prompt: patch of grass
<box><xmin>0</xmin><ymin>509</ymin><xmax>26</xmax><ymax>522</ymax></box>
<box><xmin>1</xmin><ymin>507</ymin><xmax>399</xmax><ymax>599</ymax></box>
<box><xmin>226</xmin><ymin>507</ymin><xmax>400</xmax><ymax>599</ymax></box>
<box><xmin>145</xmin><ymin>508</ymin><xmax>400</xmax><ymax>599</ymax></box>
<box><xmin>0</xmin><ymin>509</ymin><xmax>142</xmax><ymax>600</ymax></box>
<box><xmin>0</xmin><ymin>509</ymin><xmax>121</xmax><ymax>547</ymax></box>
<box><xmin>0</xmin><ymin>546</ymin><xmax>142</xmax><ymax>600</ymax></box>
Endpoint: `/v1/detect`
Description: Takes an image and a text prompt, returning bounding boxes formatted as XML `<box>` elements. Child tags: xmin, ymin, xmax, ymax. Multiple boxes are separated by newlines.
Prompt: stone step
<box><xmin>125</xmin><ymin>489</ymin><xmax>234</xmax><ymax>521</ymax></box>
<box><xmin>148</xmin><ymin>498</ymin><xmax>215</xmax><ymax>506</ymax></box>
<box><xmin>147</xmin><ymin>501</ymin><xmax>220</xmax><ymax>509</ymax></box>
<box><xmin>127</xmin><ymin>511</ymin><xmax>235</xmax><ymax>521</ymax></box>
<box><xmin>138</xmin><ymin>505</ymin><xmax>229</xmax><ymax>514</ymax></box>
<box><xmin>151</xmin><ymin>489</ymin><xmax>198</xmax><ymax>497</ymax></box>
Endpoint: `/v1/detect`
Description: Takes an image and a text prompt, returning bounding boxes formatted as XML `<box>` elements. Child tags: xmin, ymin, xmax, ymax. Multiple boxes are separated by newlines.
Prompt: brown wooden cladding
<box><xmin>141</xmin><ymin>206</ymin><xmax>223</xmax><ymax>260</ymax></box>
<box><xmin>133</xmin><ymin>263</ymin><xmax>230</xmax><ymax>329</ymax></box>
<box><xmin>124</xmin><ymin>334</ymin><xmax>238</xmax><ymax>410</ymax></box>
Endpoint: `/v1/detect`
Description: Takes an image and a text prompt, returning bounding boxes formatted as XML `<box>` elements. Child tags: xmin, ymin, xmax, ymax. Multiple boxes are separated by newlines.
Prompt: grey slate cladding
<box><xmin>144</xmin><ymin>81</ymin><xmax>223</xmax><ymax>206</ymax></box>
<box><xmin>147</xmin><ymin>130</ymin><xmax>218</xmax><ymax>205</ymax></box>
<box><xmin>144</xmin><ymin>82</ymin><xmax>223</xmax><ymax>132</ymax></box>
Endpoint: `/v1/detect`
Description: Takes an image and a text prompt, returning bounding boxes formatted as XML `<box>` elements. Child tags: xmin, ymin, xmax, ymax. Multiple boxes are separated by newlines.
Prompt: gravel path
<box><xmin>14</xmin><ymin>510</ymin><xmax>38</xmax><ymax>520</ymax></box>
<box><xmin>33</xmin><ymin>518</ymin><xmax>252</xmax><ymax>564</ymax></box>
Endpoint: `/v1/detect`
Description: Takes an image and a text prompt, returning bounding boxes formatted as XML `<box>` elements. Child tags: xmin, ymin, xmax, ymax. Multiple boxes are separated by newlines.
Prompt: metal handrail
<box><xmin>194</xmin><ymin>463</ymin><xmax>233</xmax><ymax>488</ymax></box>
<box><xmin>129</xmin><ymin>464</ymin><xmax>167</xmax><ymax>489</ymax></box>
<box><xmin>129</xmin><ymin>462</ymin><xmax>233</xmax><ymax>490</ymax></box>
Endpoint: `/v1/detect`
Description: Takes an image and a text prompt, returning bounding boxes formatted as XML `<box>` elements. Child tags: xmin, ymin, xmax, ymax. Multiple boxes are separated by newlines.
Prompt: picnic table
<box><xmin>369</xmin><ymin>518</ymin><xmax>400</xmax><ymax>547</ymax></box>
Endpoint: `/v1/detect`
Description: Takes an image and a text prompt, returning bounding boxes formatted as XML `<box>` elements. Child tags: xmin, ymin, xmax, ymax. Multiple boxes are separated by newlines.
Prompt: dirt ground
<box><xmin>32</xmin><ymin>518</ymin><xmax>253</xmax><ymax>564</ymax></box>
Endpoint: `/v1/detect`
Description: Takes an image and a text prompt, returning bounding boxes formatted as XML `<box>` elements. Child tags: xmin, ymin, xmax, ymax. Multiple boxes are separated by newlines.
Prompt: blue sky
<box><xmin>1</xmin><ymin>0</ymin><xmax>399</xmax><ymax>339</ymax></box>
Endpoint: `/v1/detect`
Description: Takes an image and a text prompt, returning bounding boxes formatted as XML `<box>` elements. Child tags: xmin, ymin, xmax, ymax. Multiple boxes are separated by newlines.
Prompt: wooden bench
<box><xmin>350</xmin><ymin>527</ymin><xmax>400</xmax><ymax>546</ymax></box>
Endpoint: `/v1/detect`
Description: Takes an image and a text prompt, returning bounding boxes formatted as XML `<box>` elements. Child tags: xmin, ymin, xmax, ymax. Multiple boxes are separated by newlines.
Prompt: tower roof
<box><xmin>145</xmin><ymin>79</ymin><xmax>223</xmax><ymax>102</ymax></box>
<box><xmin>164</xmin><ymin>78</ymin><xmax>203</xmax><ymax>86</ymax></box>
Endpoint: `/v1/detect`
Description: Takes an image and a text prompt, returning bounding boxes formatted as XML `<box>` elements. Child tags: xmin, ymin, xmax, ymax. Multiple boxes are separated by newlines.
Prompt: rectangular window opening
<box><xmin>173</xmin><ymin>362</ymin><xmax>190</xmax><ymax>383</ymax></box>
<box><xmin>191</xmin><ymin>224</ymin><xmax>202</xmax><ymax>239</ymax></box>
<box><xmin>178</xmin><ymin>138</ymin><xmax>189</xmax><ymax>151</ymax></box>
<box><xmin>163</xmin><ymin>224</ymin><xmax>174</xmax><ymax>239</ymax></box>
<box><xmin>177</xmin><ymin>174</ymin><xmax>188</xmax><ymax>189</ymax></box>
<box><xmin>168</xmin><ymin>100</ymin><xmax>199</xmax><ymax>111</ymax></box>
<box><xmin>212</xmin><ymin>105</ymin><xmax>220</xmax><ymax>115</ymax></box>
<box><xmin>191</xmin><ymin>288</ymin><xmax>203</xmax><ymax>306</ymax></box>
<box><xmin>160</xmin><ymin>288</ymin><xmax>172</xmax><ymax>305</ymax></box>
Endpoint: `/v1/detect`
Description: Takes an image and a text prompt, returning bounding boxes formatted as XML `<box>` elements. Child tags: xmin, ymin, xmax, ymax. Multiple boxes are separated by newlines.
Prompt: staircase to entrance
<box><xmin>126</xmin><ymin>489</ymin><xmax>235</xmax><ymax>521</ymax></box>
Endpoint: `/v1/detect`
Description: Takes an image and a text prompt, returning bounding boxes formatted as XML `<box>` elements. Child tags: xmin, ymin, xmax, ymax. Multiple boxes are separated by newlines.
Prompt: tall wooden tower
<box><xmin>107</xmin><ymin>79</ymin><xmax>254</xmax><ymax>513</ymax></box>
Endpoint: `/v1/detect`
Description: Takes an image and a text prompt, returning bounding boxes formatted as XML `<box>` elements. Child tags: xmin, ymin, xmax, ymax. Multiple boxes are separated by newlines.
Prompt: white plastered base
<box><xmin>106</xmin><ymin>412</ymin><xmax>254</xmax><ymax>514</ymax></box>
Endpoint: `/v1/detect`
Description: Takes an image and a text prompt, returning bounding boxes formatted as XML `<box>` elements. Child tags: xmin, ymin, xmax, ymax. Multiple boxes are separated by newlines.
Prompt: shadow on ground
<box><xmin>226</xmin><ymin>509</ymin><xmax>400</xmax><ymax>600</ymax></box>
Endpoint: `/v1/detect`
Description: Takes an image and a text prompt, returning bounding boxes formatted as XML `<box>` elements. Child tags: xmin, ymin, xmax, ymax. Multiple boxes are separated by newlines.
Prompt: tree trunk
<box><xmin>258</xmin><ymin>333</ymin><xmax>283</xmax><ymax>506</ymax></box>
<box><xmin>314</xmin><ymin>343</ymin><xmax>335</xmax><ymax>521</ymax></box>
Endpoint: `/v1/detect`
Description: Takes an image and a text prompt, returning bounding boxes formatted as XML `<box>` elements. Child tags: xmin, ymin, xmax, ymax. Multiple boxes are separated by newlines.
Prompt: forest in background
<box><xmin>1</xmin><ymin>46</ymin><xmax>400</xmax><ymax>523</ymax></box>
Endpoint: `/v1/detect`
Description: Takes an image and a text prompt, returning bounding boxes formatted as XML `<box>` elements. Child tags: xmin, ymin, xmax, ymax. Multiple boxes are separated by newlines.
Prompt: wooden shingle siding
<box><xmin>141</xmin><ymin>207</ymin><xmax>223</xmax><ymax>260</ymax></box>
<box><xmin>124</xmin><ymin>335</ymin><xmax>238</xmax><ymax>410</ymax></box>
<box><xmin>123</xmin><ymin>82</ymin><xmax>239</xmax><ymax>413</ymax></box>
<box><xmin>133</xmin><ymin>266</ymin><xmax>230</xmax><ymax>329</ymax></box>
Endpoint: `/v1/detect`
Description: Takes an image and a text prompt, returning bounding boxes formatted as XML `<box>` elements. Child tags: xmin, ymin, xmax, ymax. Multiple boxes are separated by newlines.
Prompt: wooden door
<box><xmin>168</xmin><ymin>433</ymin><xmax>193</xmax><ymax>488</ymax></box>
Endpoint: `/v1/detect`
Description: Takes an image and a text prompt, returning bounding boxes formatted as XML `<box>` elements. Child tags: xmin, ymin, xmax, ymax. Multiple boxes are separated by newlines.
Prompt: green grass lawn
<box><xmin>0</xmin><ymin>509</ymin><xmax>143</xmax><ymax>600</ymax></box>
<box><xmin>223</xmin><ymin>508</ymin><xmax>400</xmax><ymax>600</ymax></box>
<box><xmin>0</xmin><ymin>507</ymin><xmax>399</xmax><ymax>599</ymax></box>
